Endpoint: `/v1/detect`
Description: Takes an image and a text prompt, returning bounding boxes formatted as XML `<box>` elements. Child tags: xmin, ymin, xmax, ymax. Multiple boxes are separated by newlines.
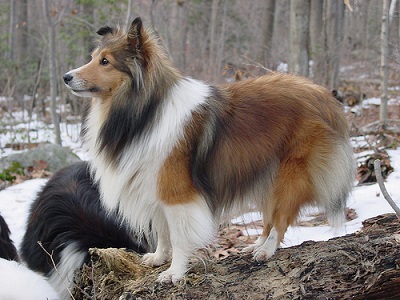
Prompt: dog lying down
<box><xmin>20</xmin><ymin>162</ymin><xmax>149</xmax><ymax>299</ymax></box>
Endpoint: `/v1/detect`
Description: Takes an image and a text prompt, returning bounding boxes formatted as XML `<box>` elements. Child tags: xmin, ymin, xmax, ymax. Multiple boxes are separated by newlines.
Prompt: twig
<box><xmin>37</xmin><ymin>241</ymin><xmax>76</xmax><ymax>300</ymax></box>
<box><xmin>374</xmin><ymin>159</ymin><xmax>400</xmax><ymax>219</ymax></box>
<box><xmin>241</xmin><ymin>55</ymin><xmax>274</xmax><ymax>73</ymax></box>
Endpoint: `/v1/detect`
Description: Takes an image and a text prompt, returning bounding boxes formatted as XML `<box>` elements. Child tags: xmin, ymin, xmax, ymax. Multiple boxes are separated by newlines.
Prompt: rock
<box><xmin>0</xmin><ymin>143</ymin><xmax>81</xmax><ymax>173</ymax></box>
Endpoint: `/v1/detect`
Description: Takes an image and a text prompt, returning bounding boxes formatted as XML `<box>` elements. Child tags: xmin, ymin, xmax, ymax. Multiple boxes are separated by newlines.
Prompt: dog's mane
<box><xmin>84</xmin><ymin>20</ymin><xmax>183</xmax><ymax>165</ymax></box>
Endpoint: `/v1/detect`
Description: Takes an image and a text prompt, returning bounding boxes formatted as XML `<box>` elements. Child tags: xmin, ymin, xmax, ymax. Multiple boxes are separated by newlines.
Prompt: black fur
<box><xmin>96</xmin><ymin>26</ymin><xmax>114</xmax><ymax>36</ymax></box>
<box><xmin>0</xmin><ymin>214</ymin><xmax>19</xmax><ymax>261</ymax></box>
<box><xmin>98</xmin><ymin>89</ymin><xmax>162</xmax><ymax>164</ymax></box>
<box><xmin>20</xmin><ymin>161</ymin><xmax>149</xmax><ymax>275</ymax></box>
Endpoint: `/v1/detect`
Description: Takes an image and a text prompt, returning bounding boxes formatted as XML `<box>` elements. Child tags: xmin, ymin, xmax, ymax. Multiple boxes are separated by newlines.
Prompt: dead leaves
<box><xmin>0</xmin><ymin>159</ymin><xmax>52</xmax><ymax>188</ymax></box>
<box><xmin>357</xmin><ymin>151</ymin><xmax>394</xmax><ymax>185</ymax></box>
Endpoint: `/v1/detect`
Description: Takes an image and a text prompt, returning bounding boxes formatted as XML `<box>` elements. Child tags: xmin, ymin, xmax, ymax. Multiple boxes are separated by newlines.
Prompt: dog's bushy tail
<box><xmin>313</xmin><ymin>140</ymin><xmax>355</xmax><ymax>229</ymax></box>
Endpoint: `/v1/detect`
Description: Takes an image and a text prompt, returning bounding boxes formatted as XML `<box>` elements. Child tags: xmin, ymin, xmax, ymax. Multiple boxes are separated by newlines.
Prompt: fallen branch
<box><xmin>72</xmin><ymin>214</ymin><xmax>400</xmax><ymax>300</ymax></box>
<box><xmin>374</xmin><ymin>159</ymin><xmax>400</xmax><ymax>218</ymax></box>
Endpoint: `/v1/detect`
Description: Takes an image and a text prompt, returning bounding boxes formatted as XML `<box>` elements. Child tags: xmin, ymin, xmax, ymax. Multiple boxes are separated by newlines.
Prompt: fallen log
<box><xmin>72</xmin><ymin>214</ymin><xmax>400</xmax><ymax>300</ymax></box>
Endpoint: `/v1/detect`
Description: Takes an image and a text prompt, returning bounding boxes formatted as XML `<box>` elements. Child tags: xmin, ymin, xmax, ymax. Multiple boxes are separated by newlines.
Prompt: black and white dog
<box><xmin>20</xmin><ymin>161</ymin><xmax>149</xmax><ymax>299</ymax></box>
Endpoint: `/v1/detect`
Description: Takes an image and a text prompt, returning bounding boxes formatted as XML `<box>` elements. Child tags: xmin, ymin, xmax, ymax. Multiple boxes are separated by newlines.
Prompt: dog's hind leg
<box><xmin>253</xmin><ymin>158</ymin><xmax>315</xmax><ymax>261</ymax></box>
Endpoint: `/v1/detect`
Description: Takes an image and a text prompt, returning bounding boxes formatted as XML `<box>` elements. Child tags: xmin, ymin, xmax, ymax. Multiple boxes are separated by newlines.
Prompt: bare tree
<box><xmin>321</xmin><ymin>0</ymin><xmax>345</xmax><ymax>90</ymax></box>
<box><xmin>208</xmin><ymin>0</ymin><xmax>220</xmax><ymax>80</ymax></box>
<box><xmin>380</xmin><ymin>0</ymin><xmax>390</xmax><ymax>128</ymax></box>
<box><xmin>42</xmin><ymin>0</ymin><xmax>62</xmax><ymax>145</ymax></box>
<box><xmin>15</xmin><ymin>0</ymin><xmax>28</xmax><ymax>66</ymax></box>
<box><xmin>309</xmin><ymin>0</ymin><xmax>323</xmax><ymax>81</ymax></box>
<box><xmin>7</xmin><ymin>0</ymin><xmax>16</xmax><ymax>61</ymax></box>
<box><xmin>260</xmin><ymin>0</ymin><xmax>276</xmax><ymax>68</ymax></box>
<box><xmin>289</xmin><ymin>0</ymin><xmax>310</xmax><ymax>76</ymax></box>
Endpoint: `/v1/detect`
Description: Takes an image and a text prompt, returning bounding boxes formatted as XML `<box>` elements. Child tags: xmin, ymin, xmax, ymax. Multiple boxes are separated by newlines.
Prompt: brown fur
<box><xmin>158</xmin><ymin>73</ymin><xmax>351</xmax><ymax>247</ymax></box>
<box><xmin>157</xmin><ymin>140</ymin><xmax>198</xmax><ymax>205</ymax></box>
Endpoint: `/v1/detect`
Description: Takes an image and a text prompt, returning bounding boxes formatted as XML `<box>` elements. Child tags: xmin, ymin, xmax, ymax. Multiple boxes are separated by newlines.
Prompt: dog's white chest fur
<box><xmin>83</xmin><ymin>78</ymin><xmax>210</xmax><ymax>235</ymax></box>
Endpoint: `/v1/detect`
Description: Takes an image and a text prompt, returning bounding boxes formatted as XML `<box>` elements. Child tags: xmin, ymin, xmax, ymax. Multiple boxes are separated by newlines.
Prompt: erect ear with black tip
<box><xmin>97</xmin><ymin>26</ymin><xmax>114</xmax><ymax>36</ymax></box>
<box><xmin>127</xmin><ymin>17</ymin><xmax>143</xmax><ymax>50</ymax></box>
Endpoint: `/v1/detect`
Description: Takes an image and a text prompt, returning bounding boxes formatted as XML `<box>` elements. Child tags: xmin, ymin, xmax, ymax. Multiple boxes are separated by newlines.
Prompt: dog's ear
<box><xmin>96</xmin><ymin>26</ymin><xmax>114</xmax><ymax>37</ymax></box>
<box><xmin>127</xmin><ymin>17</ymin><xmax>143</xmax><ymax>50</ymax></box>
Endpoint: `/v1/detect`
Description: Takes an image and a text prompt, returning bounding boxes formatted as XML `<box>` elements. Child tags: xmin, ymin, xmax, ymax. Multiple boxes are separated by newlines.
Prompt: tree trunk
<box><xmin>309</xmin><ymin>0</ymin><xmax>323</xmax><ymax>82</ymax></box>
<box><xmin>8</xmin><ymin>0</ymin><xmax>16</xmax><ymax>61</ymax></box>
<box><xmin>73</xmin><ymin>214</ymin><xmax>400</xmax><ymax>300</ymax></box>
<box><xmin>380</xmin><ymin>0</ymin><xmax>390</xmax><ymax>128</ymax></box>
<box><xmin>289</xmin><ymin>0</ymin><xmax>310</xmax><ymax>76</ymax></box>
<box><xmin>259</xmin><ymin>0</ymin><xmax>276</xmax><ymax>68</ymax></box>
<box><xmin>16</xmin><ymin>0</ymin><xmax>28</xmax><ymax>65</ymax></box>
<box><xmin>42</xmin><ymin>0</ymin><xmax>62</xmax><ymax>146</ymax></box>
<box><xmin>324</xmin><ymin>0</ymin><xmax>345</xmax><ymax>91</ymax></box>
<box><xmin>207</xmin><ymin>0</ymin><xmax>220</xmax><ymax>81</ymax></box>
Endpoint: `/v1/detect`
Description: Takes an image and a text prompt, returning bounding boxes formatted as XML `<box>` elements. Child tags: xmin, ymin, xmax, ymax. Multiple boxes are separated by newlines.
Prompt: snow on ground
<box><xmin>232</xmin><ymin>150</ymin><xmax>400</xmax><ymax>247</ymax></box>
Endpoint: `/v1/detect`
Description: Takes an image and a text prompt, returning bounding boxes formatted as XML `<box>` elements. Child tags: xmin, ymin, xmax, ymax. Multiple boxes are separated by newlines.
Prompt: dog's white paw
<box><xmin>242</xmin><ymin>235</ymin><xmax>267</xmax><ymax>254</ymax></box>
<box><xmin>242</xmin><ymin>244</ymin><xmax>257</xmax><ymax>253</ymax></box>
<box><xmin>252</xmin><ymin>236</ymin><xmax>278</xmax><ymax>261</ymax></box>
<box><xmin>157</xmin><ymin>268</ymin><xmax>184</xmax><ymax>284</ymax></box>
<box><xmin>253</xmin><ymin>246</ymin><xmax>276</xmax><ymax>262</ymax></box>
<box><xmin>142</xmin><ymin>253</ymin><xmax>167</xmax><ymax>267</ymax></box>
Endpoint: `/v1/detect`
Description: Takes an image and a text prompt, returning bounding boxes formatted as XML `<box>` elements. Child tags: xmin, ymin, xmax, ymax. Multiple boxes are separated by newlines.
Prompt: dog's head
<box><xmin>63</xmin><ymin>17</ymin><xmax>173</xmax><ymax>100</ymax></box>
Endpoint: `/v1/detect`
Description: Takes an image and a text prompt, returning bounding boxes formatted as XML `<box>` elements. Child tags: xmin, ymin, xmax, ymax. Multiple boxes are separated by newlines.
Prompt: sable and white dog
<box><xmin>64</xmin><ymin>17</ymin><xmax>354</xmax><ymax>283</ymax></box>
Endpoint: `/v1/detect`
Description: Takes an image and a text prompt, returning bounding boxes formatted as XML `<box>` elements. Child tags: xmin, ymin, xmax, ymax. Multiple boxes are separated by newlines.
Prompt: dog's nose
<box><xmin>63</xmin><ymin>73</ymin><xmax>73</xmax><ymax>84</ymax></box>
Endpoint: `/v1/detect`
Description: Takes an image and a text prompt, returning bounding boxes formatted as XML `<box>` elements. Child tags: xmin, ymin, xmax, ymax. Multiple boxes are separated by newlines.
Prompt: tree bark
<box><xmin>380</xmin><ymin>0</ymin><xmax>390</xmax><ymax>128</ymax></box>
<box><xmin>289</xmin><ymin>0</ymin><xmax>310</xmax><ymax>76</ymax></box>
<box><xmin>15</xmin><ymin>0</ymin><xmax>28</xmax><ymax>65</ymax></box>
<box><xmin>322</xmin><ymin>0</ymin><xmax>345</xmax><ymax>91</ymax></box>
<box><xmin>73</xmin><ymin>214</ymin><xmax>400</xmax><ymax>300</ymax></box>
<box><xmin>309</xmin><ymin>0</ymin><xmax>323</xmax><ymax>82</ymax></box>
<box><xmin>208</xmin><ymin>0</ymin><xmax>220</xmax><ymax>80</ymax></box>
<box><xmin>42</xmin><ymin>0</ymin><xmax>62</xmax><ymax>145</ymax></box>
<box><xmin>260</xmin><ymin>0</ymin><xmax>276</xmax><ymax>68</ymax></box>
<box><xmin>8</xmin><ymin>0</ymin><xmax>16</xmax><ymax>61</ymax></box>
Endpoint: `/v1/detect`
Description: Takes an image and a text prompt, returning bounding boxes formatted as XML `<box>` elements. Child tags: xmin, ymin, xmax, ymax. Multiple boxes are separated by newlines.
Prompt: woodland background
<box><xmin>1</xmin><ymin>2</ymin><xmax>400</xmax><ymax>298</ymax></box>
<box><xmin>0</xmin><ymin>0</ymin><xmax>399</xmax><ymax>146</ymax></box>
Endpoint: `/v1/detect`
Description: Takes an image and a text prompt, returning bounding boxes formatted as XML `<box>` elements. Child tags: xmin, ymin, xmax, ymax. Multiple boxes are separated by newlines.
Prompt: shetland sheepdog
<box><xmin>63</xmin><ymin>17</ymin><xmax>354</xmax><ymax>283</ymax></box>
<box><xmin>20</xmin><ymin>161</ymin><xmax>149</xmax><ymax>299</ymax></box>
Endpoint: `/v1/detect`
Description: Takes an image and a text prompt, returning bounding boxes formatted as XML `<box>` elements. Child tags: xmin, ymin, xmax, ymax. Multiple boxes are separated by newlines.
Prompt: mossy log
<box><xmin>72</xmin><ymin>214</ymin><xmax>400</xmax><ymax>300</ymax></box>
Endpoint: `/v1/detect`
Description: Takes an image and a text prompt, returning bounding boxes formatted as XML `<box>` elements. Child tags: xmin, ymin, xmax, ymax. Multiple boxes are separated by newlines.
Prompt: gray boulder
<box><xmin>0</xmin><ymin>143</ymin><xmax>81</xmax><ymax>173</ymax></box>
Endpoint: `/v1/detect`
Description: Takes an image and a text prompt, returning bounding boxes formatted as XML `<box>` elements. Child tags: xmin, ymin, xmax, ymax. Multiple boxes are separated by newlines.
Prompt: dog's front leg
<box><xmin>142</xmin><ymin>213</ymin><xmax>171</xmax><ymax>267</ymax></box>
<box><xmin>157</xmin><ymin>199</ymin><xmax>215</xmax><ymax>284</ymax></box>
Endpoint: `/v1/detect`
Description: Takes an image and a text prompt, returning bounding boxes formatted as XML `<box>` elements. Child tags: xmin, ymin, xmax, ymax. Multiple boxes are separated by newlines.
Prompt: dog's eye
<box><xmin>100</xmin><ymin>58</ymin><xmax>109</xmax><ymax>65</ymax></box>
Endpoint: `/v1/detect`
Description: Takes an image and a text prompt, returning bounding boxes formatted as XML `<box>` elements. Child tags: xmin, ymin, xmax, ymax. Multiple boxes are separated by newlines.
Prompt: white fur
<box><xmin>84</xmin><ymin>78</ymin><xmax>211</xmax><ymax>281</ymax></box>
<box><xmin>254</xmin><ymin>227</ymin><xmax>279</xmax><ymax>260</ymax></box>
<box><xmin>48</xmin><ymin>243</ymin><xmax>86</xmax><ymax>300</ymax></box>
<box><xmin>157</xmin><ymin>197</ymin><xmax>215</xmax><ymax>283</ymax></box>
<box><xmin>0</xmin><ymin>258</ymin><xmax>59</xmax><ymax>300</ymax></box>
<box><xmin>311</xmin><ymin>140</ymin><xmax>354</xmax><ymax>228</ymax></box>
